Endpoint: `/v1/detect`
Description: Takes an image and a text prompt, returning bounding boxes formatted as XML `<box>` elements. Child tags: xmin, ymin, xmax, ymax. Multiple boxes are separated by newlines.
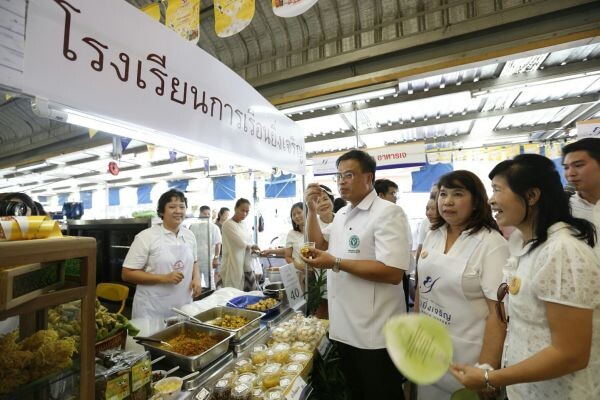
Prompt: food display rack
<box><xmin>0</xmin><ymin>236</ymin><xmax>97</xmax><ymax>400</ymax></box>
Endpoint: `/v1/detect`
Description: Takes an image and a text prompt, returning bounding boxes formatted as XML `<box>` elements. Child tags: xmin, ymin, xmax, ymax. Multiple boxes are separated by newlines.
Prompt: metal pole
<box><xmin>302</xmin><ymin>174</ymin><xmax>309</xmax><ymax>315</ymax></box>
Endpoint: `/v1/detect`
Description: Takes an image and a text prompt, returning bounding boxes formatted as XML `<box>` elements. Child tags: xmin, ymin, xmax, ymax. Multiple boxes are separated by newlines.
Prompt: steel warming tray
<box><xmin>192</xmin><ymin>306</ymin><xmax>264</xmax><ymax>342</ymax></box>
<box><xmin>137</xmin><ymin>321</ymin><xmax>233</xmax><ymax>372</ymax></box>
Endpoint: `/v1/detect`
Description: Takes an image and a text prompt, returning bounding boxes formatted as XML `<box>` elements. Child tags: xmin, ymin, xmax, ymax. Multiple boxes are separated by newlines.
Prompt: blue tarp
<box><xmin>213</xmin><ymin>176</ymin><xmax>236</xmax><ymax>200</ymax></box>
<box><xmin>411</xmin><ymin>163</ymin><xmax>454</xmax><ymax>192</ymax></box>
<box><xmin>137</xmin><ymin>184</ymin><xmax>153</xmax><ymax>204</ymax></box>
<box><xmin>265</xmin><ymin>173</ymin><xmax>296</xmax><ymax>198</ymax></box>
<box><xmin>167</xmin><ymin>179</ymin><xmax>189</xmax><ymax>192</ymax></box>
<box><xmin>80</xmin><ymin>191</ymin><xmax>93</xmax><ymax>209</ymax></box>
<box><xmin>109</xmin><ymin>187</ymin><xmax>120</xmax><ymax>206</ymax></box>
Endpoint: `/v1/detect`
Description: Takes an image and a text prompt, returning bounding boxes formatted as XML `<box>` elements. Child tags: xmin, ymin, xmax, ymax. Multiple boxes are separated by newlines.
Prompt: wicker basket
<box><xmin>95</xmin><ymin>328</ymin><xmax>127</xmax><ymax>355</ymax></box>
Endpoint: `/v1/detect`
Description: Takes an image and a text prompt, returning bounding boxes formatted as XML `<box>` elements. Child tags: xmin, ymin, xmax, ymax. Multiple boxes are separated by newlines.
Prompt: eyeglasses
<box><xmin>333</xmin><ymin>171</ymin><xmax>355</xmax><ymax>182</ymax></box>
<box><xmin>495</xmin><ymin>282</ymin><xmax>509</xmax><ymax>324</ymax></box>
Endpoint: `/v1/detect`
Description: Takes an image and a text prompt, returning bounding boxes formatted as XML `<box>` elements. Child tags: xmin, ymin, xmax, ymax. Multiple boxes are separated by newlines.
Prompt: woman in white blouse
<box><xmin>285</xmin><ymin>202</ymin><xmax>307</xmax><ymax>271</ymax></box>
<box><xmin>416</xmin><ymin>170</ymin><xmax>509</xmax><ymax>399</ymax></box>
<box><xmin>451</xmin><ymin>154</ymin><xmax>600</xmax><ymax>399</ymax></box>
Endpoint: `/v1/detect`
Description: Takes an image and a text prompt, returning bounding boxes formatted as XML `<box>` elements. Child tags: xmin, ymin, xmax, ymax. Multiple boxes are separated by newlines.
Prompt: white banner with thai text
<box><xmin>576</xmin><ymin>119</ymin><xmax>600</xmax><ymax>138</ymax></box>
<box><xmin>23</xmin><ymin>0</ymin><xmax>306</xmax><ymax>174</ymax></box>
<box><xmin>312</xmin><ymin>142</ymin><xmax>426</xmax><ymax>176</ymax></box>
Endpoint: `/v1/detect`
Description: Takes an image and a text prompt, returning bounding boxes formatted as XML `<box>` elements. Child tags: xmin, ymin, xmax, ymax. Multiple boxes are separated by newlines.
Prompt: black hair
<box><xmin>235</xmin><ymin>198</ymin><xmax>251</xmax><ymax>209</ymax></box>
<box><xmin>217</xmin><ymin>207</ymin><xmax>230</xmax><ymax>221</ymax></box>
<box><xmin>333</xmin><ymin>197</ymin><xmax>347</xmax><ymax>213</ymax></box>
<box><xmin>562</xmin><ymin>137</ymin><xmax>600</xmax><ymax>166</ymax></box>
<box><xmin>318</xmin><ymin>184</ymin><xmax>334</xmax><ymax>204</ymax></box>
<box><xmin>336</xmin><ymin>149</ymin><xmax>376</xmax><ymax>183</ymax></box>
<box><xmin>489</xmin><ymin>153</ymin><xmax>596</xmax><ymax>252</ymax></box>
<box><xmin>290</xmin><ymin>202</ymin><xmax>304</xmax><ymax>232</ymax></box>
<box><xmin>374</xmin><ymin>179</ymin><xmax>398</xmax><ymax>195</ymax></box>
<box><xmin>431</xmin><ymin>170</ymin><xmax>500</xmax><ymax>235</ymax></box>
<box><xmin>199</xmin><ymin>205</ymin><xmax>210</xmax><ymax>213</ymax></box>
<box><xmin>156</xmin><ymin>189</ymin><xmax>187</xmax><ymax>219</ymax></box>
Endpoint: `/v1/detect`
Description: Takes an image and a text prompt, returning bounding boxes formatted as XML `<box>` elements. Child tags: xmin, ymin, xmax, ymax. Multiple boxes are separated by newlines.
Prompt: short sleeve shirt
<box><xmin>324</xmin><ymin>190</ymin><xmax>412</xmax><ymax>349</ymax></box>
<box><xmin>123</xmin><ymin>224</ymin><xmax>198</xmax><ymax>272</ymax></box>
<box><xmin>504</xmin><ymin>223</ymin><xmax>600</xmax><ymax>400</ymax></box>
<box><xmin>570</xmin><ymin>193</ymin><xmax>600</xmax><ymax>261</ymax></box>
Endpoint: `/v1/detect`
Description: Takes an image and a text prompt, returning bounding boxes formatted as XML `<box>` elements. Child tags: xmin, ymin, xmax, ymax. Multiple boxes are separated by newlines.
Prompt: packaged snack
<box><xmin>259</xmin><ymin>363</ymin><xmax>282</xmax><ymax>389</ymax></box>
<box><xmin>250</xmin><ymin>344</ymin><xmax>268</xmax><ymax>366</ymax></box>
<box><xmin>230</xmin><ymin>382</ymin><xmax>252</xmax><ymax>400</ymax></box>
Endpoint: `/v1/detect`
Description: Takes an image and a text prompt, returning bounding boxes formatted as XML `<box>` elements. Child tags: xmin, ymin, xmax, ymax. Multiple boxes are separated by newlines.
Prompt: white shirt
<box><xmin>323</xmin><ymin>190</ymin><xmax>411</xmax><ymax>349</ymax></box>
<box><xmin>422</xmin><ymin>225</ymin><xmax>508</xmax><ymax>300</ymax></box>
<box><xmin>188</xmin><ymin>220</ymin><xmax>222</xmax><ymax>288</ymax></box>
<box><xmin>285</xmin><ymin>229</ymin><xmax>304</xmax><ymax>266</ymax></box>
<box><xmin>503</xmin><ymin>223</ymin><xmax>600</xmax><ymax>400</ymax></box>
<box><xmin>417</xmin><ymin>218</ymin><xmax>430</xmax><ymax>246</ymax></box>
<box><xmin>570</xmin><ymin>193</ymin><xmax>600</xmax><ymax>260</ymax></box>
<box><xmin>123</xmin><ymin>224</ymin><xmax>197</xmax><ymax>272</ymax></box>
<box><xmin>221</xmin><ymin>218</ymin><xmax>252</xmax><ymax>290</ymax></box>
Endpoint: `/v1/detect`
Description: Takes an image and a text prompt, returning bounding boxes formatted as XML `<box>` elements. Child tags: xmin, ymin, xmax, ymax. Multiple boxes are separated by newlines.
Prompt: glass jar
<box><xmin>259</xmin><ymin>363</ymin><xmax>282</xmax><ymax>389</ymax></box>
<box><xmin>250</xmin><ymin>344</ymin><xmax>268</xmax><ymax>366</ymax></box>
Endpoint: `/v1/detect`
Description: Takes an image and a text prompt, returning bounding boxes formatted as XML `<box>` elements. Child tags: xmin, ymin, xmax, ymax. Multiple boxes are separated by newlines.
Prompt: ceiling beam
<box><xmin>305</xmin><ymin>94</ymin><xmax>600</xmax><ymax>143</ymax></box>
<box><xmin>286</xmin><ymin>58</ymin><xmax>600</xmax><ymax>121</ymax></box>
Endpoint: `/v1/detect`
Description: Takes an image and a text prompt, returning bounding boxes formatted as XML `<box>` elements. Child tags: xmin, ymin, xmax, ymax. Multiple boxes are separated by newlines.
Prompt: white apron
<box><xmin>417</xmin><ymin>233</ymin><xmax>486</xmax><ymax>400</ymax></box>
<box><xmin>132</xmin><ymin>241</ymin><xmax>194</xmax><ymax>319</ymax></box>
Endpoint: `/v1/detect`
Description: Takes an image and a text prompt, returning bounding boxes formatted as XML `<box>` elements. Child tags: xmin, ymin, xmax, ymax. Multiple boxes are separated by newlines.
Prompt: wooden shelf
<box><xmin>0</xmin><ymin>236</ymin><xmax>96</xmax><ymax>400</ymax></box>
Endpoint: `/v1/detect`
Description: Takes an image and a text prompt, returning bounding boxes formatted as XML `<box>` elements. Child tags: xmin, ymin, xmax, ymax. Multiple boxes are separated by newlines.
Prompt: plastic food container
<box><xmin>230</xmin><ymin>382</ymin><xmax>252</xmax><ymax>400</ymax></box>
<box><xmin>221</xmin><ymin>370</ymin><xmax>238</xmax><ymax>384</ymax></box>
<box><xmin>234</xmin><ymin>358</ymin><xmax>255</xmax><ymax>374</ymax></box>
<box><xmin>235</xmin><ymin>372</ymin><xmax>257</xmax><ymax>387</ymax></box>
<box><xmin>279</xmin><ymin>375</ymin><xmax>295</xmax><ymax>389</ymax></box>
<box><xmin>289</xmin><ymin>350</ymin><xmax>311</xmax><ymax>366</ymax></box>
<box><xmin>251</xmin><ymin>387</ymin><xmax>264</xmax><ymax>400</ymax></box>
<box><xmin>212</xmin><ymin>378</ymin><xmax>232</xmax><ymax>400</ymax></box>
<box><xmin>250</xmin><ymin>344</ymin><xmax>268</xmax><ymax>366</ymax></box>
<box><xmin>263</xmin><ymin>387</ymin><xmax>285</xmax><ymax>400</ymax></box>
<box><xmin>296</xmin><ymin>324</ymin><xmax>318</xmax><ymax>342</ymax></box>
<box><xmin>260</xmin><ymin>363</ymin><xmax>282</xmax><ymax>389</ymax></box>
<box><xmin>271</xmin><ymin>326</ymin><xmax>294</xmax><ymax>343</ymax></box>
<box><xmin>282</xmin><ymin>362</ymin><xmax>303</xmax><ymax>377</ymax></box>
<box><xmin>154</xmin><ymin>376</ymin><xmax>183</xmax><ymax>400</ymax></box>
<box><xmin>271</xmin><ymin>343</ymin><xmax>290</xmax><ymax>364</ymax></box>
<box><xmin>291</xmin><ymin>341</ymin><xmax>312</xmax><ymax>352</ymax></box>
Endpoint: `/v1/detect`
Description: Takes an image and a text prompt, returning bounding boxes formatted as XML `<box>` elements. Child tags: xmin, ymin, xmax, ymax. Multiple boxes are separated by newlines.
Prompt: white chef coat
<box><xmin>123</xmin><ymin>224</ymin><xmax>197</xmax><ymax>319</ymax></box>
<box><xmin>188</xmin><ymin>221</ymin><xmax>222</xmax><ymax>289</ymax></box>
<box><xmin>323</xmin><ymin>190</ymin><xmax>411</xmax><ymax>349</ymax></box>
<box><xmin>221</xmin><ymin>218</ymin><xmax>253</xmax><ymax>290</ymax></box>
<box><xmin>285</xmin><ymin>229</ymin><xmax>305</xmax><ymax>266</ymax></box>
<box><xmin>570</xmin><ymin>193</ymin><xmax>600</xmax><ymax>260</ymax></box>
<box><xmin>417</xmin><ymin>218</ymin><xmax>430</xmax><ymax>246</ymax></box>
<box><xmin>503</xmin><ymin>223</ymin><xmax>600</xmax><ymax>400</ymax></box>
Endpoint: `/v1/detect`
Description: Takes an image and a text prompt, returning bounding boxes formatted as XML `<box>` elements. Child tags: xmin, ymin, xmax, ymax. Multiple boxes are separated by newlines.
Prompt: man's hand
<box><xmin>164</xmin><ymin>271</ymin><xmax>184</xmax><ymax>284</ymax></box>
<box><xmin>299</xmin><ymin>247</ymin><xmax>336</xmax><ymax>269</ymax></box>
<box><xmin>190</xmin><ymin>276</ymin><xmax>202</xmax><ymax>297</ymax></box>
<box><xmin>305</xmin><ymin>183</ymin><xmax>322</xmax><ymax>213</ymax></box>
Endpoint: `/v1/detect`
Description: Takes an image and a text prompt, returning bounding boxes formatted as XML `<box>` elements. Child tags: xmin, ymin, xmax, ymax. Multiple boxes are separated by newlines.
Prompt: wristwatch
<box><xmin>333</xmin><ymin>258</ymin><xmax>341</xmax><ymax>273</ymax></box>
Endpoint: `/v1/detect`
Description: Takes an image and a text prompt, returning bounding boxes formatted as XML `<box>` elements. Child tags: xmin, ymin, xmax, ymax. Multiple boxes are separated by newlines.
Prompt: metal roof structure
<box><xmin>0</xmin><ymin>0</ymin><xmax>598</xmax><ymax>196</ymax></box>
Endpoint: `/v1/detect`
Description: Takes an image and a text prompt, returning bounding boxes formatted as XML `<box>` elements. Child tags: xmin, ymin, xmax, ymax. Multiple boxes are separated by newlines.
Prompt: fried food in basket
<box><xmin>160</xmin><ymin>332</ymin><xmax>219</xmax><ymax>356</ymax></box>
<box><xmin>0</xmin><ymin>329</ymin><xmax>76</xmax><ymax>394</ymax></box>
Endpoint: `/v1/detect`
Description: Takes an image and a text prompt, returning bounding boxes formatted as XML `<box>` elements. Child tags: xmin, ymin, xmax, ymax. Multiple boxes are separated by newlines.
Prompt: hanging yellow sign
<box><xmin>214</xmin><ymin>0</ymin><xmax>254</xmax><ymax>38</ymax></box>
<box><xmin>141</xmin><ymin>2</ymin><xmax>161</xmax><ymax>22</ymax></box>
<box><xmin>166</xmin><ymin>0</ymin><xmax>201</xmax><ymax>42</ymax></box>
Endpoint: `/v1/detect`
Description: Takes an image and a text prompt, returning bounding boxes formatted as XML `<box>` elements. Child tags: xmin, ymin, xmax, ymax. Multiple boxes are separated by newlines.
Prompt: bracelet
<box><xmin>484</xmin><ymin>369</ymin><xmax>497</xmax><ymax>391</ymax></box>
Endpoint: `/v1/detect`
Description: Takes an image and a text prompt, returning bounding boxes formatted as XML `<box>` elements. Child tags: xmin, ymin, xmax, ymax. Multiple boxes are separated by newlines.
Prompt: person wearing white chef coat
<box><xmin>302</xmin><ymin>150</ymin><xmax>411</xmax><ymax>400</ymax></box>
<box><xmin>416</xmin><ymin>170</ymin><xmax>508</xmax><ymax>399</ymax></box>
<box><xmin>122</xmin><ymin>189</ymin><xmax>201</xmax><ymax>319</ymax></box>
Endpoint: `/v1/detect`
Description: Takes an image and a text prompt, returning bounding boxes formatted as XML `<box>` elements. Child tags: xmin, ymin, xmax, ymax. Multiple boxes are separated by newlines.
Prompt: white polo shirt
<box><xmin>570</xmin><ymin>193</ymin><xmax>600</xmax><ymax>260</ymax></box>
<box><xmin>323</xmin><ymin>190</ymin><xmax>411</xmax><ymax>349</ymax></box>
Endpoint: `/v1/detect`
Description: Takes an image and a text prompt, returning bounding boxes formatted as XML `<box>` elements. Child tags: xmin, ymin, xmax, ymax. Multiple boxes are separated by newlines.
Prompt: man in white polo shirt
<box><xmin>563</xmin><ymin>137</ymin><xmax>600</xmax><ymax>260</ymax></box>
<box><xmin>303</xmin><ymin>150</ymin><xmax>410</xmax><ymax>400</ymax></box>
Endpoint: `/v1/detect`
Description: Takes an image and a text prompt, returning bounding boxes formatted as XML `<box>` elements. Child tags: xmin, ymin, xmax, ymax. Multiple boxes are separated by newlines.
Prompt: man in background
<box><xmin>563</xmin><ymin>137</ymin><xmax>600</xmax><ymax>259</ymax></box>
<box><xmin>189</xmin><ymin>205</ymin><xmax>222</xmax><ymax>289</ymax></box>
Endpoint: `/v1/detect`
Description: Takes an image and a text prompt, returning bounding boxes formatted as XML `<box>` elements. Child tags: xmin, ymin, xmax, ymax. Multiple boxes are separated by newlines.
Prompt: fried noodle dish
<box><xmin>161</xmin><ymin>332</ymin><xmax>219</xmax><ymax>356</ymax></box>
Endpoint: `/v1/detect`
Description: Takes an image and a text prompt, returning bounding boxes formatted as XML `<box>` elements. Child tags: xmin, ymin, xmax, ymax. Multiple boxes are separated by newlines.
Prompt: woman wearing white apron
<box><xmin>221</xmin><ymin>198</ymin><xmax>260</xmax><ymax>291</ymax></box>
<box><xmin>122</xmin><ymin>189</ymin><xmax>200</xmax><ymax>319</ymax></box>
<box><xmin>417</xmin><ymin>171</ymin><xmax>508</xmax><ymax>399</ymax></box>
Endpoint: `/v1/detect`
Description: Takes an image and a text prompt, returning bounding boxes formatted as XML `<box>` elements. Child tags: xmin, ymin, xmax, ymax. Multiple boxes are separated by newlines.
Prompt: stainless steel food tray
<box><xmin>137</xmin><ymin>321</ymin><xmax>234</xmax><ymax>372</ymax></box>
<box><xmin>191</xmin><ymin>306</ymin><xmax>264</xmax><ymax>342</ymax></box>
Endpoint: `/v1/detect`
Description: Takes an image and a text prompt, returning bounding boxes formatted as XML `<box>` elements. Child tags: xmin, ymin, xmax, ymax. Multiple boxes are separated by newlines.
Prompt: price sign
<box><xmin>317</xmin><ymin>335</ymin><xmax>331</xmax><ymax>358</ymax></box>
<box><xmin>285</xmin><ymin>376</ymin><xmax>308</xmax><ymax>400</ymax></box>
<box><xmin>195</xmin><ymin>388</ymin><xmax>211</xmax><ymax>400</ymax></box>
<box><xmin>279</xmin><ymin>263</ymin><xmax>306</xmax><ymax>310</ymax></box>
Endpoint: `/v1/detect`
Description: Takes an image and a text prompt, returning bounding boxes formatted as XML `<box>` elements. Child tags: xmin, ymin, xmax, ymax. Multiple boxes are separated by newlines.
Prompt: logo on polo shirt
<box><xmin>348</xmin><ymin>234</ymin><xmax>360</xmax><ymax>253</ymax></box>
